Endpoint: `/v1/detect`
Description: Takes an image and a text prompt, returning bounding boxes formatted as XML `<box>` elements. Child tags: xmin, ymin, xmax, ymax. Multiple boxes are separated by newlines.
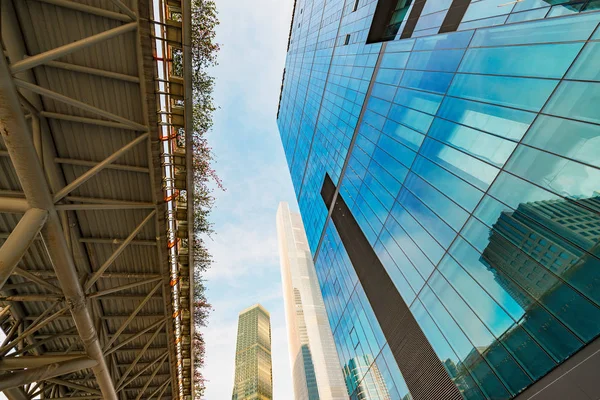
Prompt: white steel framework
<box><xmin>0</xmin><ymin>0</ymin><xmax>194</xmax><ymax>399</ymax></box>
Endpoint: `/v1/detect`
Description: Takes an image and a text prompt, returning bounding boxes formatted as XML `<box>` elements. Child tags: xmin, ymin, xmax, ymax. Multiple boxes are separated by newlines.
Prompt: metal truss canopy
<box><xmin>0</xmin><ymin>0</ymin><xmax>194</xmax><ymax>399</ymax></box>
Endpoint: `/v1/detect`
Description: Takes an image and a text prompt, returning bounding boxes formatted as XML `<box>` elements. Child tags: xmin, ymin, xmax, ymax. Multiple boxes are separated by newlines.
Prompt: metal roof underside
<box><xmin>0</xmin><ymin>0</ymin><xmax>193</xmax><ymax>399</ymax></box>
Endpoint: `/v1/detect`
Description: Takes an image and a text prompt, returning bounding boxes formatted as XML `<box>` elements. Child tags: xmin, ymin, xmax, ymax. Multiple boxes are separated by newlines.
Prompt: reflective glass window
<box><xmin>373</xmin><ymin>147</ymin><xmax>410</xmax><ymax>184</ymax></box>
<box><xmin>388</xmin><ymin>104</ymin><xmax>434</xmax><ymax>133</ymax></box>
<box><xmin>379</xmin><ymin>230</ymin><xmax>426</xmax><ymax>294</ymax></box>
<box><xmin>523</xmin><ymin>115</ymin><xmax>600</xmax><ymax>168</ymax></box>
<box><xmin>413</xmin><ymin>30</ymin><xmax>474</xmax><ymax>51</ymax></box>
<box><xmin>437</xmin><ymin>96</ymin><xmax>535</xmax><ymax>141</ymax></box>
<box><xmin>380</xmin><ymin>51</ymin><xmax>410</xmax><ymax>69</ymax></box>
<box><xmin>391</xmin><ymin>201</ymin><xmax>446</xmax><ymax>264</ymax></box>
<box><xmin>372</xmin><ymin>83</ymin><xmax>398</xmax><ymax>101</ymax></box>
<box><xmin>393</xmin><ymin>87</ymin><xmax>443</xmax><ymax>115</ymax></box>
<box><xmin>448</xmin><ymin>74</ymin><xmax>558</xmax><ymax>112</ymax></box>
<box><xmin>450</xmin><ymin>236</ymin><xmax>584</xmax><ymax>362</ymax></box>
<box><xmin>459</xmin><ymin>43</ymin><xmax>583</xmax><ymax>78</ymax></box>
<box><xmin>506</xmin><ymin>8</ymin><xmax>549</xmax><ymax>23</ymax></box>
<box><xmin>420</xmin><ymin>286</ymin><xmax>513</xmax><ymax>399</ymax></box>
<box><xmin>419</xmin><ymin>138</ymin><xmax>500</xmax><ymax>191</ymax></box>
<box><xmin>375</xmin><ymin>239</ymin><xmax>417</xmax><ymax>304</ymax></box>
<box><xmin>544</xmin><ymin>81</ymin><xmax>600</xmax><ymax>125</ymax></box>
<box><xmin>382</xmin><ymin>120</ymin><xmax>424</xmax><ymax>152</ymax></box>
<box><xmin>463</xmin><ymin>0</ymin><xmax>515</xmax><ymax>21</ymax></box>
<box><xmin>398</xmin><ymin>188</ymin><xmax>457</xmax><ymax>248</ymax></box>
<box><xmin>429</xmin><ymin>273</ymin><xmax>533</xmax><ymax>395</ymax></box>
<box><xmin>567</xmin><ymin>42</ymin><xmax>600</xmax><ymax>82</ymax></box>
<box><xmin>406</xmin><ymin>49</ymin><xmax>465</xmax><ymax>72</ymax></box>
<box><xmin>412</xmin><ymin>155</ymin><xmax>484</xmax><ymax>211</ymax></box>
<box><xmin>376</xmin><ymin>68</ymin><xmax>404</xmax><ymax>85</ymax></box>
<box><xmin>470</xmin><ymin>13</ymin><xmax>600</xmax><ymax>47</ymax></box>
<box><xmin>400</xmin><ymin>70</ymin><xmax>455</xmax><ymax>94</ymax></box>
<box><xmin>505</xmin><ymin>145</ymin><xmax>600</xmax><ymax>199</ymax></box>
<box><xmin>428</xmin><ymin>118</ymin><xmax>517</xmax><ymax>168</ymax></box>
<box><xmin>404</xmin><ymin>172</ymin><xmax>469</xmax><ymax>231</ymax></box>
<box><xmin>378</xmin><ymin>134</ymin><xmax>418</xmax><ymax>168</ymax></box>
<box><xmin>385</xmin><ymin>214</ymin><xmax>436</xmax><ymax>279</ymax></box>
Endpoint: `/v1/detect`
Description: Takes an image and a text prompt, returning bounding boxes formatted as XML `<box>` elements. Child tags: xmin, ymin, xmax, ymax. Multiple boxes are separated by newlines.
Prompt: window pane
<box><xmin>407</xmin><ymin>49</ymin><xmax>465</xmax><ymax>72</ymax></box>
<box><xmin>448</xmin><ymin>74</ymin><xmax>558</xmax><ymax>112</ymax></box>
<box><xmin>470</xmin><ymin>13</ymin><xmax>600</xmax><ymax>47</ymax></box>
<box><xmin>544</xmin><ymin>81</ymin><xmax>600</xmax><ymax>124</ymax></box>
<box><xmin>393</xmin><ymin>87</ymin><xmax>443</xmax><ymax>115</ymax></box>
<box><xmin>400</xmin><ymin>70</ymin><xmax>454</xmax><ymax>94</ymax></box>
<box><xmin>420</xmin><ymin>138</ymin><xmax>500</xmax><ymax>191</ymax></box>
<box><xmin>388</xmin><ymin>104</ymin><xmax>434</xmax><ymax>133</ymax></box>
<box><xmin>437</xmin><ymin>96</ymin><xmax>535</xmax><ymax>141</ymax></box>
<box><xmin>413</xmin><ymin>30</ymin><xmax>474</xmax><ymax>51</ymax></box>
<box><xmin>428</xmin><ymin>118</ymin><xmax>517</xmax><ymax>167</ymax></box>
<box><xmin>523</xmin><ymin>115</ymin><xmax>600</xmax><ymax>168</ymax></box>
<box><xmin>505</xmin><ymin>145</ymin><xmax>600</xmax><ymax>199</ymax></box>
<box><xmin>382</xmin><ymin>120</ymin><xmax>425</xmax><ymax>152</ymax></box>
<box><xmin>404</xmin><ymin>172</ymin><xmax>470</xmax><ymax>231</ymax></box>
<box><xmin>459</xmin><ymin>43</ymin><xmax>583</xmax><ymax>78</ymax></box>
<box><xmin>412</xmin><ymin>155</ymin><xmax>484</xmax><ymax>211</ymax></box>
<box><xmin>567</xmin><ymin>42</ymin><xmax>600</xmax><ymax>81</ymax></box>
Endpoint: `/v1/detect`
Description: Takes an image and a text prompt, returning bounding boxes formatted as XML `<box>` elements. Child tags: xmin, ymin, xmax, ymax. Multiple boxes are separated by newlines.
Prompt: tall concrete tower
<box><xmin>277</xmin><ymin>202</ymin><xmax>348</xmax><ymax>399</ymax></box>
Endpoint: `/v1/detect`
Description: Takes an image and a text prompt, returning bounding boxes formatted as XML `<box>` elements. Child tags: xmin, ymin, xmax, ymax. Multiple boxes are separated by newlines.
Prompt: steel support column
<box><xmin>0</xmin><ymin>50</ymin><xmax>118</xmax><ymax>400</ymax></box>
<box><xmin>0</xmin><ymin>208</ymin><xmax>47</xmax><ymax>290</ymax></box>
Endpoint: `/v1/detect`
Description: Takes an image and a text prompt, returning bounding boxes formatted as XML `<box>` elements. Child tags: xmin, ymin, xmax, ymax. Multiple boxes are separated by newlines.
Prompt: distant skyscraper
<box><xmin>232</xmin><ymin>304</ymin><xmax>273</xmax><ymax>400</ymax></box>
<box><xmin>277</xmin><ymin>202</ymin><xmax>348</xmax><ymax>400</ymax></box>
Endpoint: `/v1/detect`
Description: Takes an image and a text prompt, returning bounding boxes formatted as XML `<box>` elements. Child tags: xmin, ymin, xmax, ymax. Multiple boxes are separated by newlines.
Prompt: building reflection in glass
<box><xmin>448</xmin><ymin>194</ymin><xmax>600</xmax><ymax>398</ymax></box>
<box><xmin>344</xmin><ymin>354</ymin><xmax>392</xmax><ymax>400</ymax></box>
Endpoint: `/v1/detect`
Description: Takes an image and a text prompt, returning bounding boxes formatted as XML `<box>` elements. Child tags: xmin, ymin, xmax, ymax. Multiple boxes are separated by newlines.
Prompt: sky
<box><xmin>201</xmin><ymin>0</ymin><xmax>298</xmax><ymax>398</ymax></box>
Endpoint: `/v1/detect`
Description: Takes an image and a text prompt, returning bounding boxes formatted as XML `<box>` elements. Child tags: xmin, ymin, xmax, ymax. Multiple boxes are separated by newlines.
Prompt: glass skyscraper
<box><xmin>277</xmin><ymin>202</ymin><xmax>349</xmax><ymax>399</ymax></box>
<box><xmin>276</xmin><ymin>0</ymin><xmax>600</xmax><ymax>399</ymax></box>
<box><xmin>232</xmin><ymin>304</ymin><xmax>273</xmax><ymax>400</ymax></box>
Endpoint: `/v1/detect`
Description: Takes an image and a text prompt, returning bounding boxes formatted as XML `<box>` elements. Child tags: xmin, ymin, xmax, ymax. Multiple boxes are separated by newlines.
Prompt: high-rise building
<box><xmin>232</xmin><ymin>304</ymin><xmax>273</xmax><ymax>400</ymax></box>
<box><xmin>277</xmin><ymin>202</ymin><xmax>348</xmax><ymax>399</ymax></box>
<box><xmin>277</xmin><ymin>1</ymin><xmax>600</xmax><ymax>399</ymax></box>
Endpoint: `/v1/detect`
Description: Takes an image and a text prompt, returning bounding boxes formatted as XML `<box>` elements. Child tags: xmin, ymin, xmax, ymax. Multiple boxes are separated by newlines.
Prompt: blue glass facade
<box><xmin>277</xmin><ymin>1</ymin><xmax>600</xmax><ymax>398</ymax></box>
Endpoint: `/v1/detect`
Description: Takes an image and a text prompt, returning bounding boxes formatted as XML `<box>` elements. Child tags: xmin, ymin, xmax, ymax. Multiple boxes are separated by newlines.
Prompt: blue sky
<box><xmin>201</xmin><ymin>0</ymin><xmax>298</xmax><ymax>398</ymax></box>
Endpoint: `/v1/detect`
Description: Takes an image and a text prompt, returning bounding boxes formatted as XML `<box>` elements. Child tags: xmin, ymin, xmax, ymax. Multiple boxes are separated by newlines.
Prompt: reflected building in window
<box><xmin>277</xmin><ymin>203</ymin><xmax>348</xmax><ymax>399</ymax></box>
<box><xmin>343</xmin><ymin>355</ymin><xmax>392</xmax><ymax>400</ymax></box>
<box><xmin>232</xmin><ymin>304</ymin><xmax>273</xmax><ymax>400</ymax></box>
<box><xmin>277</xmin><ymin>0</ymin><xmax>600</xmax><ymax>398</ymax></box>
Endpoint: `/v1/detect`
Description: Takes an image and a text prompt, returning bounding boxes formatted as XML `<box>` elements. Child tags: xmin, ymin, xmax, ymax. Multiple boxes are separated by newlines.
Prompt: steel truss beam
<box><xmin>55</xmin><ymin>157</ymin><xmax>149</xmax><ymax>174</ymax></box>
<box><xmin>30</xmin><ymin>0</ymin><xmax>131</xmax><ymax>21</ymax></box>
<box><xmin>0</xmin><ymin>47</ymin><xmax>118</xmax><ymax>400</ymax></box>
<box><xmin>149</xmin><ymin>378</ymin><xmax>171</xmax><ymax>400</ymax></box>
<box><xmin>115</xmin><ymin>323</ymin><xmax>164</xmax><ymax>388</ymax></box>
<box><xmin>10</xmin><ymin>22</ymin><xmax>137</xmax><ymax>74</ymax></box>
<box><xmin>43</xmin><ymin>59</ymin><xmax>140</xmax><ymax>83</ymax></box>
<box><xmin>53</xmin><ymin>133</ymin><xmax>150</xmax><ymax>203</ymax></box>
<box><xmin>117</xmin><ymin>353</ymin><xmax>168</xmax><ymax>392</ymax></box>
<box><xmin>0</xmin><ymin>208</ymin><xmax>47</xmax><ymax>290</ymax></box>
<box><xmin>13</xmin><ymin>79</ymin><xmax>147</xmax><ymax>131</ymax></box>
<box><xmin>102</xmin><ymin>282</ymin><xmax>162</xmax><ymax>350</ymax></box>
<box><xmin>135</xmin><ymin>355</ymin><xmax>168</xmax><ymax>400</ymax></box>
<box><xmin>46</xmin><ymin>378</ymin><xmax>102</xmax><ymax>395</ymax></box>
<box><xmin>108</xmin><ymin>0</ymin><xmax>137</xmax><ymax>20</ymax></box>
<box><xmin>0</xmin><ymin>357</ymin><xmax>98</xmax><ymax>391</ymax></box>
<box><xmin>105</xmin><ymin>319</ymin><xmax>166</xmax><ymax>357</ymax></box>
<box><xmin>84</xmin><ymin>211</ymin><xmax>157</xmax><ymax>291</ymax></box>
<box><xmin>41</xmin><ymin>110</ymin><xmax>140</xmax><ymax>130</ymax></box>
<box><xmin>0</xmin><ymin>197</ymin><xmax>29</xmax><ymax>213</ymax></box>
